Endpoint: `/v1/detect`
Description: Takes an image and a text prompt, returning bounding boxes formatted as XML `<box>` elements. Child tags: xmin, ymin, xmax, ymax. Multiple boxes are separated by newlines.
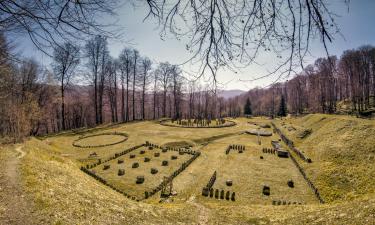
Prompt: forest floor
<box><xmin>0</xmin><ymin>115</ymin><xmax>375</xmax><ymax>224</ymax></box>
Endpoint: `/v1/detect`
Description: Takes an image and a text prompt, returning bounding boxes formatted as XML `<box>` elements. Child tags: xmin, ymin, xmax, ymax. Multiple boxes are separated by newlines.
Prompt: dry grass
<box><xmin>274</xmin><ymin>114</ymin><xmax>375</xmax><ymax>202</ymax></box>
<box><xmin>0</xmin><ymin>115</ymin><xmax>373</xmax><ymax>224</ymax></box>
<box><xmin>74</xmin><ymin>133</ymin><xmax>127</xmax><ymax>147</ymax></box>
<box><xmin>92</xmin><ymin>146</ymin><xmax>193</xmax><ymax>199</ymax></box>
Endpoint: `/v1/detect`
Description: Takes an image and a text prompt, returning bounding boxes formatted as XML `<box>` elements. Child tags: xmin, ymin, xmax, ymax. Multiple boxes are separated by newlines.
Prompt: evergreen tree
<box><xmin>278</xmin><ymin>95</ymin><xmax>287</xmax><ymax>117</ymax></box>
<box><xmin>244</xmin><ymin>98</ymin><xmax>252</xmax><ymax>115</ymax></box>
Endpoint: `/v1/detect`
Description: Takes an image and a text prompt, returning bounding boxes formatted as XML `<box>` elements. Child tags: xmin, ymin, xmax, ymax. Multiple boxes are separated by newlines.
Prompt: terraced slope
<box><xmin>0</xmin><ymin>115</ymin><xmax>374</xmax><ymax>224</ymax></box>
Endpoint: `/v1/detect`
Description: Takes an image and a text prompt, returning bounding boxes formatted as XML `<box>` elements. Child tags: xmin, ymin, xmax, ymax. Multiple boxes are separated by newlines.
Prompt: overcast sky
<box><xmin>18</xmin><ymin>0</ymin><xmax>375</xmax><ymax>91</ymax></box>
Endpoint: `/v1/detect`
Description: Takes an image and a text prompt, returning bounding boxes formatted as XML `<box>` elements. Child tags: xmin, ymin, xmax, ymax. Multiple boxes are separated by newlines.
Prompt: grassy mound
<box><xmin>19</xmin><ymin>139</ymin><xmax>199</xmax><ymax>224</ymax></box>
<box><xmin>274</xmin><ymin>114</ymin><xmax>375</xmax><ymax>202</ymax></box>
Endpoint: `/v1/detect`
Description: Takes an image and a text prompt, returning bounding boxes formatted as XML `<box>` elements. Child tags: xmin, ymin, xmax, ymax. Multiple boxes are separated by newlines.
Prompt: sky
<box><xmin>17</xmin><ymin>0</ymin><xmax>375</xmax><ymax>91</ymax></box>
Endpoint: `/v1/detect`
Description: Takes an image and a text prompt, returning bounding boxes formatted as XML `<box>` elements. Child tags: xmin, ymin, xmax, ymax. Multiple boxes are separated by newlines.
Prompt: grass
<box><xmin>1</xmin><ymin>115</ymin><xmax>373</xmax><ymax>224</ymax></box>
<box><xmin>74</xmin><ymin>133</ymin><xmax>127</xmax><ymax>147</ymax></box>
<box><xmin>92</xmin><ymin>146</ymin><xmax>193</xmax><ymax>199</ymax></box>
<box><xmin>273</xmin><ymin>114</ymin><xmax>375</xmax><ymax>202</ymax></box>
<box><xmin>180</xmin><ymin>133</ymin><xmax>318</xmax><ymax>205</ymax></box>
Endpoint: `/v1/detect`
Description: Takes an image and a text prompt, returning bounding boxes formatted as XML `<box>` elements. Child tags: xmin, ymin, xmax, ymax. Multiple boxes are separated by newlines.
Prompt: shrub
<box><xmin>148</xmin><ymin>146</ymin><xmax>153</xmax><ymax>150</ymax></box>
<box><xmin>154</xmin><ymin>152</ymin><xmax>160</xmax><ymax>157</ymax></box>
<box><xmin>140</xmin><ymin>150</ymin><xmax>146</xmax><ymax>154</ymax></box>
<box><xmin>162</xmin><ymin>160</ymin><xmax>168</xmax><ymax>166</ymax></box>
<box><xmin>144</xmin><ymin>157</ymin><xmax>151</xmax><ymax>162</ymax></box>
<box><xmin>132</xmin><ymin>162</ymin><xmax>139</xmax><ymax>168</ymax></box>
<box><xmin>226</xmin><ymin>180</ymin><xmax>233</xmax><ymax>186</ymax></box>
<box><xmin>171</xmin><ymin>155</ymin><xmax>178</xmax><ymax>160</ymax></box>
<box><xmin>103</xmin><ymin>165</ymin><xmax>110</xmax><ymax>170</ymax></box>
<box><xmin>260</xmin><ymin>156</ymin><xmax>264</xmax><ymax>159</ymax></box>
<box><xmin>118</xmin><ymin>169</ymin><xmax>125</xmax><ymax>176</ymax></box>
<box><xmin>118</xmin><ymin>159</ymin><xmax>124</xmax><ymax>164</ymax></box>
<box><xmin>162</xmin><ymin>148</ymin><xmax>168</xmax><ymax>153</ymax></box>
<box><xmin>130</xmin><ymin>154</ymin><xmax>135</xmax><ymax>158</ymax></box>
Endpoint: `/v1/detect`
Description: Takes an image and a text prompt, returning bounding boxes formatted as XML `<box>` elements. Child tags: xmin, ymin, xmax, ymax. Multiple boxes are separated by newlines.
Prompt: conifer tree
<box><xmin>278</xmin><ymin>95</ymin><xmax>287</xmax><ymax>117</ymax></box>
<box><xmin>244</xmin><ymin>98</ymin><xmax>252</xmax><ymax>115</ymax></box>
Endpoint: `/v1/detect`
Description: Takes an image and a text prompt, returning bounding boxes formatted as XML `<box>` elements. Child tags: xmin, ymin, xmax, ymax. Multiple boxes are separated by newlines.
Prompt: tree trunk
<box><xmin>133</xmin><ymin>53</ymin><xmax>137</xmax><ymax>121</ymax></box>
<box><xmin>61</xmin><ymin>78</ymin><xmax>66</xmax><ymax>130</ymax></box>
<box><xmin>142</xmin><ymin>76</ymin><xmax>146</xmax><ymax>120</ymax></box>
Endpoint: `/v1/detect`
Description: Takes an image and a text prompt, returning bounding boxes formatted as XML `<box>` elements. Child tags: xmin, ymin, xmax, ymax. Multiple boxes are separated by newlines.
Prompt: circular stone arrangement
<box><xmin>159</xmin><ymin>119</ymin><xmax>236</xmax><ymax>128</ymax></box>
<box><xmin>72</xmin><ymin>132</ymin><xmax>128</xmax><ymax>148</ymax></box>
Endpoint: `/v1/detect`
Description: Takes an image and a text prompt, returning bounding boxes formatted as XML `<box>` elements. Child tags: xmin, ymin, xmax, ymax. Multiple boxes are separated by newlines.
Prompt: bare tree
<box><xmin>140</xmin><ymin>57</ymin><xmax>152</xmax><ymax>120</ymax></box>
<box><xmin>152</xmin><ymin>69</ymin><xmax>159</xmax><ymax>120</ymax></box>
<box><xmin>155</xmin><ymin>62</ymin><xmax>172</xmax><ymax>117</ymax></box>
<box><xmin>132</xmin><ymin>49</ymin><xmax>139</xmax><ymax>120</ymax></box>
<box><xmin>1</xmin><ymin>0</ymin><xmax>346</xmax><ymax>85</ymax></box>
<box><xmin>84</xmin><ymin>35</ymin><xmax>108</xmax><ymax>124</ymax></box>
<box><xmin>187</xmin><ymin>81</ymin><xmax>196</xmax><ymax>119</ymax></box>
<box><xmin>170</xmin><ymin>65</ymin><xmax>183</xmax><ymax>119</ymax></box>
<box><xmin>144</xmin><ymin>0</ymin><xmax>347</xmax><ymax>82</ymax></box>
<box><xmin>0</xmin><ymin>0</ymin><xmax>120</xmax><ymax>55</ymax></box>
<box><xmin>107</xmin><ymin>58</ymin><xmax>119</xmax><ymax>122</ymax></box>
<box><xmin>119</xmin><ymin>48</ymin><xmax>133</xmax><ymax>122</ymax></box>
<box><xmin>52</xmin><ymin>42</ymin><xmax>80</xmax><ymax>130</ymax></box>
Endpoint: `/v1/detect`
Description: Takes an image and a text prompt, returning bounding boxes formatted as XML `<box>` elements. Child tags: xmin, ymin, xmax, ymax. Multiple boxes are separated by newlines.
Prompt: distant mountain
<box><xmin>218</xmin><ymin>89</ymin><xmax>246</xmax><ymax>99</ymax></box>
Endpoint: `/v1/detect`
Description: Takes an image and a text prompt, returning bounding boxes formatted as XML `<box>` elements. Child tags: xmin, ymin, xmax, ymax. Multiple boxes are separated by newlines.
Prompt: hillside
<box><xmin>274</xmin><ymin>114</ymin><xmax>375</xmax><ymax>202</ymax></box>
<box><xmin>0</xmin><ymin>115</ymin><xmax>374</xmax><ymax>224</ymax></box>
<box><xmin>218</xmin><ymin>89</ymin><xmax>246</xmax><ymax>99</ymax></box>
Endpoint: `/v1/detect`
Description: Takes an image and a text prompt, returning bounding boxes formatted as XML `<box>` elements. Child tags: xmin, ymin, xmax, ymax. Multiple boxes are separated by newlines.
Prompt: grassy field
<box><xmin>1</xmin><ymin>115</ymin><xmax>374</xmax><ymax>224</ymax></box>
<box><xmin>92</xmin><ymin>145</ymin><xmax>193</xmax><ymax>199</ymax></box>
<box><xmin>73</xmin><ymin>133</ymin><xmax>127</xmax><ymax>147</ymax></box>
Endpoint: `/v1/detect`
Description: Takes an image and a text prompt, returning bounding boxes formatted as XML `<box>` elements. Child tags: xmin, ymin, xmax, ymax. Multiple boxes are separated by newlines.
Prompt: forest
<box><xmin>227</xmin><ymin>45</ymin><xmax>375</xmax><ymax>117</ymax></box>
<box><xmin>1</xmin><ymin>31</ymin><xmax>374</xmax><ymax>142</ymax></box>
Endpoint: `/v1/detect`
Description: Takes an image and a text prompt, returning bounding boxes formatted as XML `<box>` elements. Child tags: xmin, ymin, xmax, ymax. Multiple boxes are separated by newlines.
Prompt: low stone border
<box><xmin>143</xmin><ymin>141</ymin><xmax>201</xmax><ymax>200</ymax></box>
<box><xmin>271</xmin><ymin>123</ymin><xmax>311</xmax><ymax>162</ymax></box>
<box><xmin>225</xmin><ymin>145</ymin><xmax>245</xmax><ymax>154</ymax></box>
<box><xmin>159</xmin><ymin>119</ymin><xmax>236</xmax><ymax>128</ymax></box>
<box><xmin>73</xmin><ymin>132</ymin><xmax>128</xmax><ymax>148</ymax></box>
<box><xmin>271</xmin><ymin>122</ymin><xmax>324</xmax><ymax>204</ymax></box>
<box><xmin>81</xmin><ymin>143</ymin><xmax>144</xmax><ymax>201</ymax></box>
<box><xmin>202</xmin><ymin>171</ymin><xmax>217</xmax><ymax>196</ymax></box>
<box><xmin>81</xmin><ymin>141</ymin><xmax>200</xmax><ymax>201</ymax></box>
<box><xmin>272</xmin><ymin>199</ymin><xmax>303</xmax><ymax>205</ymax></box>
<box><xmin>262</xmin><ymin>148</ymin><xmax>276</xmax><ymax>155</ymax></box>
<box><xmin>203</xmin><ymin>188</ymin><xmax>236</xmax><ymax>201</ymax></box>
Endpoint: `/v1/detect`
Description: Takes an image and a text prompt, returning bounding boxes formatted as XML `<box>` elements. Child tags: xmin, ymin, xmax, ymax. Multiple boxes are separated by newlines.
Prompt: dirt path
<box><xmin>14</xmin><ymin>146</ymin><xmax>26</xmax><ymax>159</ymax></box>
<box><xmin>187</xmin><ymin>195</ymin><xmax>211</xmax><ymax>225</ymax></box>
<box><xmin>0</xmin><ymin>145</ymin><xmax>38</xmax><ymax>225</ymax></box>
